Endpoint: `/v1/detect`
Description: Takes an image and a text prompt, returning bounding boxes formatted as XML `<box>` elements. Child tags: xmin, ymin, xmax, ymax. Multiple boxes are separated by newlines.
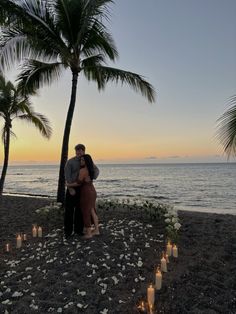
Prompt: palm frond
<box><xmin>0</xmin><ymin>1</ymin><xmax>67</xmax><ymax>71</ymax></box>
<box><xmin>1</xmin><ymin>125</ymin><xmax>7</xmax><ymax>144</ymax></box>
<box><xmin>17</xmin><ymin>112</ymin><xmax>52</xmax><ymax>139</ymax></box>
<box><xmin>0</xmin><ymin>72</ymin><xmax>52</xmax><ymax>140</ymax></box>
<box><xmin>81</xmin><ymin>54</ymin><xmax>106</xmax><ymax>67</ymax></box>
<box><xmin>216</xmin><ymin>96</ymin><xmax>236</xmax><ymax>158</ymax></box>
<box><xmin>81</xmin><ymin>20</ymin><xmax>118</xmax><ymax>60</ymax></box>
<box><xmin>17</xmin><ymin>60</ymin><xmax>64</xmax><ymax>95</ymax></box>
<box><xmin>0</xmin><ymin>0</ymin><xmax>25</xmax><ymax>25</ymax></box>
<box><xmin>83</xmin><ymin>65</ymin><xmax>156</xmax><ymax>103</ymax></box>
<box><xmin>83</xmin><ymin>0</ymin><xmax>114</xmax><ymax>22</ymax></box>
<box><xmin>0</xmin><ymin>0</ymin><xmax>57</xmax><ymax>37</ymax></box>
<box><xmin>11</xmin><ymin>98</ymin><xmax>33</xmax><ymax>116</ymax></box>
<box><xmin>0</xmin><ymin>123</ymin><xmax>16</xmax><ymax>143</ymax></box>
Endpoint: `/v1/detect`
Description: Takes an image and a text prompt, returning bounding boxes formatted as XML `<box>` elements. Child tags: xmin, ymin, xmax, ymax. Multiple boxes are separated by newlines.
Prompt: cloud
<box><xmin>145</xmin><ymin>156</ymin><xmax>158</xmax><ymax>160</ymax></box>
<box><xmin>167</xmin><ymin>155</ymin><xmax>180</xmax><ymax>159</ymax></box>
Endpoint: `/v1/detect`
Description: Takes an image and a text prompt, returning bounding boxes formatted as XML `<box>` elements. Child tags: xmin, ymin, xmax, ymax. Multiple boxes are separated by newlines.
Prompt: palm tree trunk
<box><xmin>0</xmin><ymin>126</ymin><xmax>10</xmax><ymax>195</ymax></box>
<box><xmin>57</xmin><ymin>72</ymin><xmax>79</xmax><ymax>203</ymax></box>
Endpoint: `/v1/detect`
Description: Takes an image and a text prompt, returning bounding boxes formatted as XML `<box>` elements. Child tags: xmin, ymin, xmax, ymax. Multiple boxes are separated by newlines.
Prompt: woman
<box><xmin>66</xmin><ymin>154</ymin><xmax>99</xmax><ymax>239</ymax></box>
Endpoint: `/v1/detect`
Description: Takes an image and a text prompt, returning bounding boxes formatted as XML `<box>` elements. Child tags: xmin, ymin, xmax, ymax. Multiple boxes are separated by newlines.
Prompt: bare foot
<box><xmin>91</xmin><ymin>230</ymin><xmax>100</xmax><ymax>236</ymax></box>
<box><xmin>82</xmin><ymin>234</ymin><xmax>93</xmax><ymax>239</ymax></box>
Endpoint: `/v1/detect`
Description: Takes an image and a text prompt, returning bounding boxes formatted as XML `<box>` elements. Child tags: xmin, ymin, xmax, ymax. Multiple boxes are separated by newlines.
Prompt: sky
<box><xmin>1</xmin><ymin>0</ymin><xmax>236</xmax><ymax>164</ymax></box>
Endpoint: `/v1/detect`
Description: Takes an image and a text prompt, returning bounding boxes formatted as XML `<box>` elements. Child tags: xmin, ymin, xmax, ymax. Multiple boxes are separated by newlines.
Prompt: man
<box><xmin>64</xmin><ymin>144</ymin><xmax>99</xmax><ymax>238</ymax></box>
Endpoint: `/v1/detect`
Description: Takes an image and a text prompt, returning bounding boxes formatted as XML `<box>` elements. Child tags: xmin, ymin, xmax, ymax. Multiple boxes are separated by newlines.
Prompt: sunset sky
<box><xmin>1</xmin><ymin>0</ymin><xmax>236</xmax><ymax>164</ymax></box>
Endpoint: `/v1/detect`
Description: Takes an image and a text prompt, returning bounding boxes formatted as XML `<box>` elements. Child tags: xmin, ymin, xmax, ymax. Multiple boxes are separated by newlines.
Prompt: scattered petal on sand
<box><xmin>102</xmin><ymin>263</ymin><xmax>110</xmax><ymax>270</ymax></box>
<box><xmin>12</xmin><ymin>291</ymin><xmax>23</xmax><ymax>297</ymax></box>
<box><xmin>25</xmin><ymin>267</ymin><xmax>33</xmax><ymax>271</ymax></box>
<box><xmin>77</xmin><ymin>289</ymin><xmax>86</xmax><ymax>296</ymax></box>
<box><xmin>30</xmin><ymin>303</ymin><xmax>38</xmax><ymax>310</ymax></box>
<box><xmin>111</xmin><ymin>276</ymin><xmax>119</xmax><ymax>285</ymax></box>
<box><xmin>137</xmin><ymin>260</ymin><xmax>143</xmax><ymax>267</ymax></box>
<box><xmin>100</xmin><ymin>309</ymin><xmax>108</xmax><ymax>314</ymax></box>
<box><xmin>77</xmin><ymin>303</ymin><xmax>83</xmax><ymax>308</ymax></box>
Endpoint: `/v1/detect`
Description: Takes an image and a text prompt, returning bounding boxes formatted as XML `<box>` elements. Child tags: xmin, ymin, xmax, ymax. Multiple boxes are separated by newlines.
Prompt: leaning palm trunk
<box><xmin>0</xmin><ymin>126</ymin><xmax>10</xmax><ymax>195</ymax></box>
<box><xmin>57</xmin><ymin>72</ymin><xmax>79</xmax><ymax>203</ymax></box>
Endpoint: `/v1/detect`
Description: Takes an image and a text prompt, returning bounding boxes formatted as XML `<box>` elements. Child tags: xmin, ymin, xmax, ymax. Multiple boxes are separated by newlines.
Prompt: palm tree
<box><xmin>0</xmin><ymin>0</ymin><xmax>156</xmax><ymax>203</ymax></box>
<box><xmin>0</xmin><ymin>73</ymin><xmax>52</xmax><ymax>195</ymax></box>
<box><xmin>216</xmin><ymin>96</ymin><xmax>236</xmax><ymax>158</ymax></box>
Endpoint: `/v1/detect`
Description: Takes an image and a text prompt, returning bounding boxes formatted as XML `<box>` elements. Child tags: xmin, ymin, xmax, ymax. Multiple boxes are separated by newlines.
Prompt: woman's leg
<box><xmin>91</xmin><ymin>208</ymin><xmax>100</xmax><ymax>235</ymax></box>
<box><xmin>82</xmin><ymin>207</ymin><xmax>92</xmax><ymax>239</ymax></box>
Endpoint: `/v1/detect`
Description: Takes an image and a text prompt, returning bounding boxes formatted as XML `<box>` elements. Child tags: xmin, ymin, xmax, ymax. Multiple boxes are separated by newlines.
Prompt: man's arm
<box><xmin>93</xmin><ymin>164</ymin><xmax>99</xmax><ymax>180</ymax></box>
<box><xmin>64</xmin><ymin>160</ymin><xmax>73</xmax><ymax>183</ymax></box>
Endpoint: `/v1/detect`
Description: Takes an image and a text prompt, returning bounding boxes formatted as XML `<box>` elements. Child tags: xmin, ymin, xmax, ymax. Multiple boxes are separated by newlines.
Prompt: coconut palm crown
<box><xmin>0</xmin><ymin>0</ymin><xmax>156</xmax><ymax>202</ymax></box>
<box><xmin>0</xmin><ymin>73</ymin><xmax>52</xmax><ymax>195</ymax></box>
<box><xmin>216</xmin><ymin>96</ymin><xmax>236</xmax><ymax>158</ymax></box>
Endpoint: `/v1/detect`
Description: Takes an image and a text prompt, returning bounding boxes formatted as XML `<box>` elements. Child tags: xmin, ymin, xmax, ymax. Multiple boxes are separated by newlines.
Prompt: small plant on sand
<box><xmin>97</xmin><ymin>198</ymin><xmax>170</xmax><ymax>221</ymax></box>
<box><xmin>36</xmin><ymin>202</ymin><xmax>62</xmax><ymax>216</ymax></box>
<box><xmin>142</xmin><ymin>200</ymin><xmax>167</xmax><ymax>221</ymax></box>
<box><xmin>164</xmin><ymin>205</ymin><xmax>181</xmax><ymax>243</ymax></box>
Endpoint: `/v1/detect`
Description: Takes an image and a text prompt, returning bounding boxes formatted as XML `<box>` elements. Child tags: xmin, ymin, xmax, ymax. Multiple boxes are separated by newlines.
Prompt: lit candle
<box><xmin>32</xmin><ymin>225</ymin><xmax>37</xmax><ymax>237</ymax></box>
<box><xmin>147</xmin><ymin>284</ymin><xmax>155</xmax><ymax>307</ymax></box>
<box><xmin>155</xmin><ymin>267</ymin><xmax>162</xmax><ymax>290</ymax></box>
<box><xmin>5</xmin><ymin>243</ymin><xmax>10</xmax><ymax>252</ymax></box>
<box><xmin>149</xmin><ymin>304</ymin><xmax>154</xmax><ymax>314</ymax></box>
<box><xmin>167</xmin><ymin>241</ymin><xmax>172</xmax><ymax>256</ymax></box>
<box><xmin>165</xmin><ymin>253</ymin><xmax>170</xmax><ymax>263</ymax></box>
<box><xmin>138</xmin><ymin>301</ymin><xmax>146</xmax><ymax>312</ymax></box>
<box><xmin>38</xmin><ymin>226</ymin><xmax>42</xmax><ymax>238</ymax></box>
<box><xmin>16</xmin><ymin>234</ymin><xmax>22</xmax><ymax>248</ymax></box>
<box><xmin>173</xmin><ymin>244</ymin><xmax>178</xmax><ymax>258</ymax></box>
<box><xmin>161</xmin><ymin>253</ymin><xmax>167</xmax><ymax>272</ymax></box>
<box><xmin>141</xmin><ymin>301</ymin><xmax>145</xmax><ymax>311</ymax></box>
<box><xmin>23</xmin><ymin>234</ymin><xmax>27</xmax><ymax>241</ymax></box>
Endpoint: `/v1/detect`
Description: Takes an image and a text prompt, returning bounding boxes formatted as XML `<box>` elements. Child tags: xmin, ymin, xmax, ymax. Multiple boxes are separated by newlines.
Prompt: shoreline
<box><xmin>3</xmin><ymin>192</ymin><xmax>236</xmax><ymax>216</ymax></box>
<box><xmin>0</xmin><ymin>195</ymin><xmax>236</xmax><ymax>313</ymax></box>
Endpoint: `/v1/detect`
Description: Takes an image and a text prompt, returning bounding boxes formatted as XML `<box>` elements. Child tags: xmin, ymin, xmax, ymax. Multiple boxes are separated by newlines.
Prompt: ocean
<box><xmin>3</xmin><ymin>163</ymin><xmax>236</xmax><ymax>215</ymax></box>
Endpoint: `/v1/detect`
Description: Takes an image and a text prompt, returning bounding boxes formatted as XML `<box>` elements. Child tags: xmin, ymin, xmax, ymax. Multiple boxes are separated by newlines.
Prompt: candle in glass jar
<box><xmin>167</xmin><ymin>241</ymin><xmax>172</xmax><ymax>256</ymax></box>
<box><xmin>23</xmin><ymin>234</ymin><xmax>27</xmax><ymax>241</ymax></box>
<box><xmin>16</xmin><ymin>234</ymin><xmax>22</xmax><ymax>248</ymax></box>
<box><xmin>32</xmin><ymin>225</ymin><xmax>37</xmax><ymax>237</ymax></box>
<box><xmin>161</xmin><ymin>253</ymin><xmax>167</xmax><ymax>272</ymax></box>
<box><xmin>38</xmin><ymin>226</ymin><xmax>42</xmax><ymax>237</ymax></box>
<box><xmin>5</xmin><ymin>243</ymin><xmax>10</xmax><ymax>252</ymax></box>
<box><xmin>149</xmin><ymin>304</ymin><xmax>154</xmax><ymax>314</ymax></box>
<box><xmin>165</xmin><ymin>253</ymin><xmax>169</xmax><ymax>263</ymax></box>
<box><xmin>147</xmin><ymin>284</ymin><xmax>155</xmax><ymax>307</ymax></box>
<box><xmin>155</xmin><ymin>267</ymin><xmax>162</xmax><ymax>290</ymax></box>
<box><xmin>173</xmin><ymin>244</ymin><xmax>178</xmax><ymax>258</ymax></box>
<box><xmin>138</xmin><ymin>301</ymin><xmax>145</xmax><ymax>312</ymax></box>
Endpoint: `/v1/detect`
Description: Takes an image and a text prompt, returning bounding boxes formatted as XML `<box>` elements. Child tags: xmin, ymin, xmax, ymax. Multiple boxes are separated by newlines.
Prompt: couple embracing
<box><xmin>64</xmin><ymin>144</ymin><xmax>100</xmax><ymax>239</ymax></box>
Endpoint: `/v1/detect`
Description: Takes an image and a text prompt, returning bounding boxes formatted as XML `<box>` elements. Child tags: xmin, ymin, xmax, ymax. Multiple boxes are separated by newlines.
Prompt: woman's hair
<box><xmin>82</xmin><ymin>154</ymin><xmax>95</xmax><ymax>180</ymax></box>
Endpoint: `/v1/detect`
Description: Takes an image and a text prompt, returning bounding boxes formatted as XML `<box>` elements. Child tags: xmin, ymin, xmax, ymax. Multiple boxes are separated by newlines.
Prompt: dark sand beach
<box><xmin>0</xmin><ymin>196</ymin><xmax>236</xmax><ymax>313</ymax></box>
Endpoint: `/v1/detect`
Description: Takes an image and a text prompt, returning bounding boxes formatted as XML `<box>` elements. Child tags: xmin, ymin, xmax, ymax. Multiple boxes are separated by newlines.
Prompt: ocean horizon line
<box><xmin>5</xmin><ymin>161</ymin><xmax>236</xmax><ymax>167</ymax></box>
